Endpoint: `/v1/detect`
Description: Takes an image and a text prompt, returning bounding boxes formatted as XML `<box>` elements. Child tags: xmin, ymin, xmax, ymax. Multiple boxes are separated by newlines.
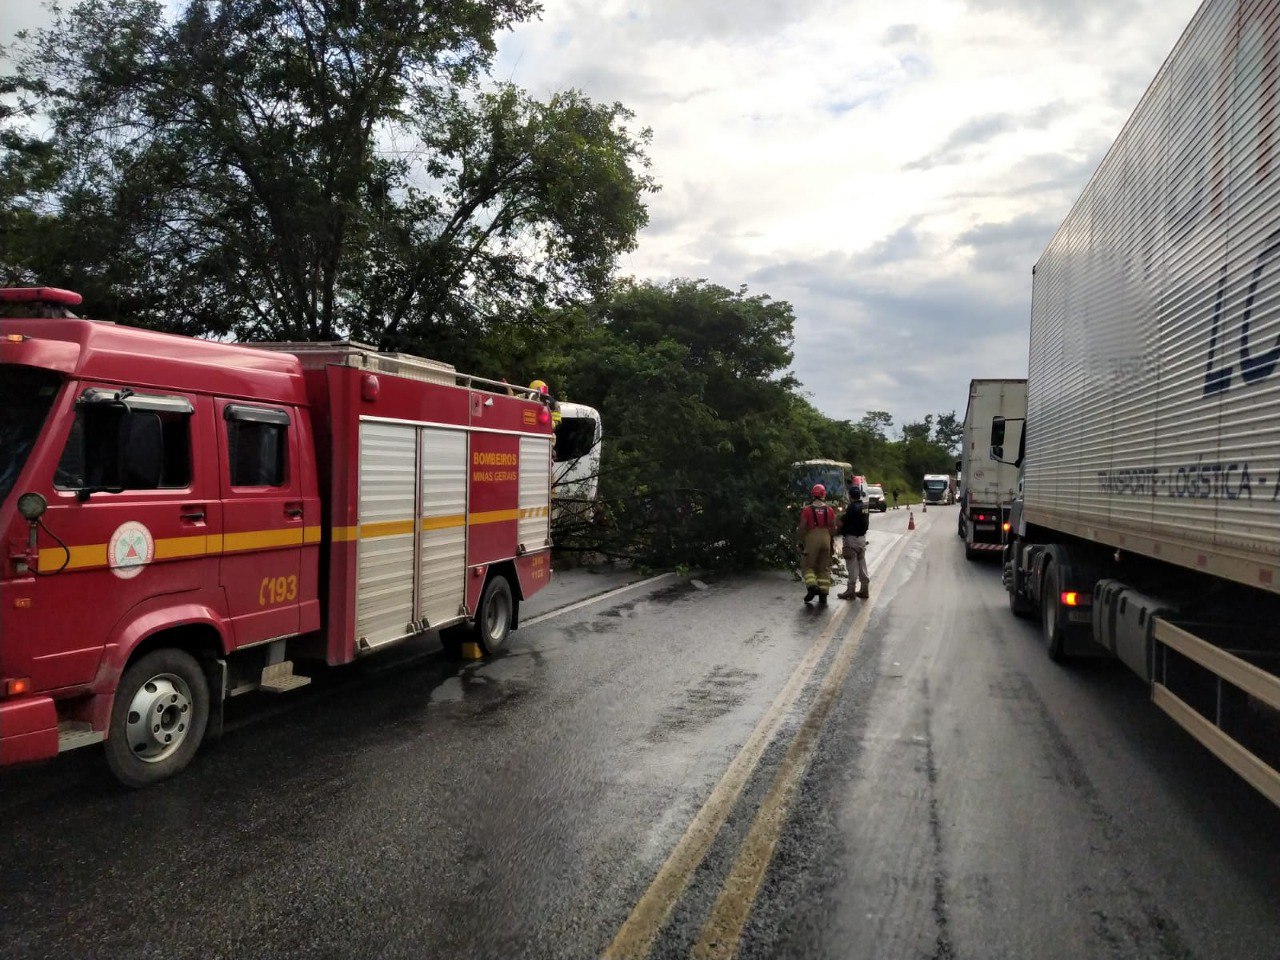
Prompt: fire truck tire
<box><xmin>1041</xmin><ymin>563</ymin><xmax>1067</xmax><ymax>662</ymax></box>
<box><xmin>104</xmin><ymin>648</ymin><xmax>210</xmax><ymax>788</ymax></box>
<box><xmin>475</xmin><ymin>575</ymin><xmax>514</xmax><ymax>655</ymax></box>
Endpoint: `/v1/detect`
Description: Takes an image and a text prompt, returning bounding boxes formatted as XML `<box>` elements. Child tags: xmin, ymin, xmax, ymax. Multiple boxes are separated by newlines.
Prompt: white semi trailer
<box><xmin>959</xmin><ymin>379</ymin><xmax>1026</xmax><ymax>560</ymax></box>
<box><xmin>1001</xmin><ymin>0</ymin><xmax>1280</xmax><ymax>804</ymax></box>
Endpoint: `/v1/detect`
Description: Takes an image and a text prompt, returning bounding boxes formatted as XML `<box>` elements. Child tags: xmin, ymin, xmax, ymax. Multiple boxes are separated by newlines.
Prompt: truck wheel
<box><xmin>1041</xmin><ymin>564</ymin><xmax>1067</xmax><ymax>662</ymax></box>
<box><xmin>104</xmin><ymin>648</ymin><xmax>210</xmax><ymax>788</ymax></box>
<box><xmin>474</xmin><ymin>575</ymin><xmax>514</xmax><ymax>655</ymax></box>
<box><xmin>1006</xmin><ymin>552</ymin><xmax>1034</xmax><ymax>619</ymax></box>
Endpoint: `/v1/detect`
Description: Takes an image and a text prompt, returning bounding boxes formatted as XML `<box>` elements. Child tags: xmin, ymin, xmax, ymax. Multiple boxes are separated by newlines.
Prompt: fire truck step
<box><xmin>57</xmin><ymin>722</ymin><xmax>105</xmax><ymax>753</ymax></box>
<box><xmin>259</xmin><ymin>661</ymin><xmax>312</xmax><ymax>694</ymax></box>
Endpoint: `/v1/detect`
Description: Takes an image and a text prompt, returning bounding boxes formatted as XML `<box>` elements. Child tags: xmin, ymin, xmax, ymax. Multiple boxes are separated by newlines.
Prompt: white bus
<box><xmin>553</xmin><ymin>401</ymin><xmax>602</xmax><ymax>523</ymax></box>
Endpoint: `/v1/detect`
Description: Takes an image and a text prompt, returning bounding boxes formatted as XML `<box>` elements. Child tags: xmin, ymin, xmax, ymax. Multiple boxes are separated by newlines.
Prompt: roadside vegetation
<box><xmin>0</xmin><ymin>0</ymin><xmax>958</xmax><ymax>570</ymax></box>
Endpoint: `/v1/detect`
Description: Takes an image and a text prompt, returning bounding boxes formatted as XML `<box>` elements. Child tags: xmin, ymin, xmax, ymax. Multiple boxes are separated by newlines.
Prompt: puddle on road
<box><xmin>425</xmin><ymin>660</ymin><xmax>535</xmax><ymax>722</ymax></box>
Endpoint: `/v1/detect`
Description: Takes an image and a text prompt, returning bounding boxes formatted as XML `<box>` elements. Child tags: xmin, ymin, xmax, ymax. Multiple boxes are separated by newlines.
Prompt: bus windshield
<box><xmin>555</xmin><ymin>416</ymin><xmax>598</xmax><ymax>464</ymax></box>
<box><xmin>0</xmin><ymin>366</ymin><xmax>62</xmax><ymax>506</ymax></box>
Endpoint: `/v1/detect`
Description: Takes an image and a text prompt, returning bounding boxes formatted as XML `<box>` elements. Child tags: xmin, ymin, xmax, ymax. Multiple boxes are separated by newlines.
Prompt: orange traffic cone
<box><xmin>908</xmin><ymin>510</ymin><xmax>916</xmax><ymax>531</ymax></box>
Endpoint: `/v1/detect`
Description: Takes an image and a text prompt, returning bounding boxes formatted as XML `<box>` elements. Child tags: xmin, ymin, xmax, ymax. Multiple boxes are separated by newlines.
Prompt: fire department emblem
<box><xmin>108</xmin><ymin>521</ymin><xmax>155</xmax><ymax>580</ymax></box>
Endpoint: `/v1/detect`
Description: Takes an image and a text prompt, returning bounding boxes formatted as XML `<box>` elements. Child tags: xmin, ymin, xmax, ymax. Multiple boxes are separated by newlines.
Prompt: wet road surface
<box><xmin>3</xmin><ymin>509</ymin><xmax>1279</xmax><ymax>959</ymax></box>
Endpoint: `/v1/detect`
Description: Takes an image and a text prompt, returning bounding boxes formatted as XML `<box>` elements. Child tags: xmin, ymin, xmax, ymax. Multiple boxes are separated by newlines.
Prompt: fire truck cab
<box><xmin>0</xmin><ymin>288</ymin><xmax>554</xmax><ymax>785</ymax></box>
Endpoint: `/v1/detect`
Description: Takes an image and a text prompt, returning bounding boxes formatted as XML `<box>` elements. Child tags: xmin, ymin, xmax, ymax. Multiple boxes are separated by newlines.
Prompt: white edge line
<box><xmin>523</xmin><ymin>572</ymin><xmax>677</xmax><ymax>627</ymax></box>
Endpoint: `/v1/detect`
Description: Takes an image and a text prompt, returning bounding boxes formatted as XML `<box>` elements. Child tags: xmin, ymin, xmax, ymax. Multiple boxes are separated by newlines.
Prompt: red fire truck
<box><xmin>0</xmin><ymin>288</ymin><xmax>555</xmax><ymax>785</ymax></box>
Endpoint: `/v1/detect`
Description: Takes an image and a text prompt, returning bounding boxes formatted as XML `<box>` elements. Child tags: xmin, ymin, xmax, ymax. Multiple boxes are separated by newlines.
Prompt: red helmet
<box><xmin>811</xmin><ymin>483</ymin><xmax>826</xmax><ymax>499</ymax></box>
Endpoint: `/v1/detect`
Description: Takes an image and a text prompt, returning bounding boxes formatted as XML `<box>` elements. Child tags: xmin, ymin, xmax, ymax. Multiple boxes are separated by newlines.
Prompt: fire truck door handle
<box><xmin>284</xmin><ymin>503</ymin><xmax>304</xmax><ymax>520</ymax></box>
<box><xmin>180</xmin><ymin>506</ymin><xmax>206</xmax><ymax>523</ymax></box>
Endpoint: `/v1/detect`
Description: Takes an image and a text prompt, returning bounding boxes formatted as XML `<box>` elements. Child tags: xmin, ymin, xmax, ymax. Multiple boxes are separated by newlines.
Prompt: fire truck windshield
<box><xmin>0</xmin><ymin>366</ymin><xmax>62</xmax><ymax>506</ymax></box>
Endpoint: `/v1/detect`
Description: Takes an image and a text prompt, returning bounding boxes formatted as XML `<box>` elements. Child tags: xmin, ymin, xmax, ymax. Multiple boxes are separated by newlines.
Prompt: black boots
<box><xmin>804</xmin><ymin>586</ymin><xmax>817</xmax><ymax>603</ymax></box>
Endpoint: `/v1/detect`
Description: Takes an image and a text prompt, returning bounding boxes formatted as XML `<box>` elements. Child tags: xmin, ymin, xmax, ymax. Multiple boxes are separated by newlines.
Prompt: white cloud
<box><xmin>2</xmin><ymin>0</ymin><xmax>1205</xmax><ymax>426</ymax></box>
<box><xmin>496</xmin><ymin>0</ymin><xmax>1203</xmax><ymax>424</ymax></box>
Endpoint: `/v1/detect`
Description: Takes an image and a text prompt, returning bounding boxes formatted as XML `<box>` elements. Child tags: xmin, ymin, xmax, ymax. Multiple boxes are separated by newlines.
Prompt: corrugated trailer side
<box><xmin>1025</xmin><ymin>0</ymin><xmax>1280</xmax><ymax>593</ymax></box>
<box><xmin>1007</xmin><ymin>0</ymin><xmax>1280</xmax><ymax>806</ymax></box>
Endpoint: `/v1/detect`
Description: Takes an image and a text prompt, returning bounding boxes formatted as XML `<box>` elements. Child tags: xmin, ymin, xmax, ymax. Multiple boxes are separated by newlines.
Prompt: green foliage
<box><xmin>933</xmin><ymin>410</ymin><xmax>963</xmax><ymax>453</ymax></box>
<box><xmin>0</xmin><ymin>1</ymin><xmax>959</xmax><ymax>573</ymax></box>
<box><xmin>858</xmin><ymin>410</ymin><xmax>893</xmax><ymax>441</ymax></box>
<box><xmin>0</xmin><ymin>0</ymin><xmax>655</xmax><ymax>344</ymax></box>
<box><xmin>500</xmin><ymin>279</ymin><xmax>958</xmax><ymax>570</ymax></box>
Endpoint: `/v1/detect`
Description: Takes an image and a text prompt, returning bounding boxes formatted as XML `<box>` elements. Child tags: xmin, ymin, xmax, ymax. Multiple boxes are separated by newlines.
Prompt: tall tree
<box><xmin>900</xmin><ymin>415</ymin><xmax>933</xmax><ymax>443</ymax></box>
<box><xmin>544</xmin><ymin>280</ymin><xmax>803</xmax><ymax>567</ymax></box>
<box><xmin>933</xmin><ymin>410</ymin><xmax>963</xmax><ymax>453</ymax></box>
<box><xmin>858</xmin><ymin>410</ymin><xmax>893</xmax><ymax>441</ymax></box>
<box><xmin>2</xmin><ymin>0</ymin><xmax>655</xmax><ymax>347</ymax></box>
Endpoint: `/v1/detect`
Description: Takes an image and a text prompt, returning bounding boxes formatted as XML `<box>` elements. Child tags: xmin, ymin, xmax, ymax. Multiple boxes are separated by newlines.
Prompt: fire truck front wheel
<box><xmin>105</xmin><ymin>648</ymin><xmax>210</xmax><ymax>788</ymax></box>
<box><xmin>475</xmin><ymin>575</ymin><xmax>515</xmax><ymax>655</ymax></box>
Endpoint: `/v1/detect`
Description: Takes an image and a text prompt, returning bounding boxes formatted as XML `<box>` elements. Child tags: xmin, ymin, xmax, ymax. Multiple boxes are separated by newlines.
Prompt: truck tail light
<box><xmin>1002</xmin><ymin>522</ymin><xmax>1011</xmax><ymax>532</ymax></box>
<box><xmin>3</xmin><ymin>677</ymin><xmax>32</xmax><ymax>697</ymax></box>
<box><xmin>1061</xmin><ymin>591</ymin><xmax>1080</xmax><ymax>606</ymax></box>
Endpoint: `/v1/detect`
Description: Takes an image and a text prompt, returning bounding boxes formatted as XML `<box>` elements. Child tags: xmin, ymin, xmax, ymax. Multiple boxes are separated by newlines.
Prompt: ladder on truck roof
<box><xmin>253</xmin><ymin>340</ymin><xmax>542</xmax><ymax>399</ymax></box>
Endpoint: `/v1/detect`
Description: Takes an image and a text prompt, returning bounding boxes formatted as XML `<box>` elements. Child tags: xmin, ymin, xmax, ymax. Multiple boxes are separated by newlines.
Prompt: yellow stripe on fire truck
<box><xmin>38</xmin><ymin>525</ymin><xmax>324</xmax><ymax>572</ymax></box>
<box><xmin>36</xmin><ymin>508</ymin><xmax>546</xmax><ymax>571</ymax></box>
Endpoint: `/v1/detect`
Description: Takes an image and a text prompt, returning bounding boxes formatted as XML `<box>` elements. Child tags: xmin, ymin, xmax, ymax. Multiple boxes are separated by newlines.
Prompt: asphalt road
<box><xmin>3</xmin><ymin>508</ymin><xmax>1279</xmax><ymax>959</ymax></box>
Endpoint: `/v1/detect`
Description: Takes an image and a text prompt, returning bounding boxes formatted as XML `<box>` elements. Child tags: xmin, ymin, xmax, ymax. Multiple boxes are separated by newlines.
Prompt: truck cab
<box><xmin>0</xmin><ymin>287</ymin><xmax>319</xmax><ymax>781</ymax></box>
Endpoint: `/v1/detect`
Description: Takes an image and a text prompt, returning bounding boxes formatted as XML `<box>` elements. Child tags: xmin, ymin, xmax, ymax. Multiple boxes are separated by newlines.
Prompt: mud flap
<box><xmin>203</xmin><ymin>659</ymin><xmax>228</xmax><ymax>742</ymax></box>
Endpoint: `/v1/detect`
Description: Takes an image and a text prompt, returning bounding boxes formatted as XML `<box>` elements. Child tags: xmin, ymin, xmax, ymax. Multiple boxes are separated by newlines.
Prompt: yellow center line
<box><xmin>691</xmin><ymin>533</ymin><xmax>913</xmax><ymax>960</ymax></box>
<box><xmin>601</xmin><ymin>533</ymin><xmax>908</xmax><ymax>960</ymax></box>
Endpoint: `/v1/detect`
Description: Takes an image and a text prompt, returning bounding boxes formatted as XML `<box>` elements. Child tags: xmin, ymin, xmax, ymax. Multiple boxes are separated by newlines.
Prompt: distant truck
<box><xmin>958</xmin><ymin>379</ymin><xmax>1026</xmax><ymax>559</ymax></box>
<box><xmin>1000</xmin><ymin>0</ymin><xmax>1280</xmax><ymax>805</ymax></box>
<box><xmin>921</xmin><ymin>474</ymin><xmax>952</xmax><ymax>506</ymax></box>
<box><xmin>0</xmin><ymin>288</ymin><xmax>555</xmax><ymax>786</ymax></box>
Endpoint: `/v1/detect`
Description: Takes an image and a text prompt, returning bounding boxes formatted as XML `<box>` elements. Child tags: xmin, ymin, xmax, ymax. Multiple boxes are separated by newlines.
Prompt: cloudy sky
<box><xmin>1</xmin><ymin>0</ymin><xmax>1204</xmax><ymax>429</ymax></box>
<box><xmin>494</xmin><ymin>0</ymin><xmax>1203</xmax><ymax>428</ymax></box>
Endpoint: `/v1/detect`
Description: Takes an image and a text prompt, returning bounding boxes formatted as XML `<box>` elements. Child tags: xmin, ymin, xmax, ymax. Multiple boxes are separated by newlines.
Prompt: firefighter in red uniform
<box><xmin>798</xmin><ymin>483</ymin><xmax>837</xmax><ymax>605</ymax></box>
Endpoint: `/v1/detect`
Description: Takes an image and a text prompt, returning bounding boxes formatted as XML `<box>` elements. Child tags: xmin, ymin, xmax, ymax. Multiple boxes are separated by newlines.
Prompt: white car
<box><xmin>865</xmin><ymin>484</ymin><xmax>887</xmax><ymax>512</ymax></box>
